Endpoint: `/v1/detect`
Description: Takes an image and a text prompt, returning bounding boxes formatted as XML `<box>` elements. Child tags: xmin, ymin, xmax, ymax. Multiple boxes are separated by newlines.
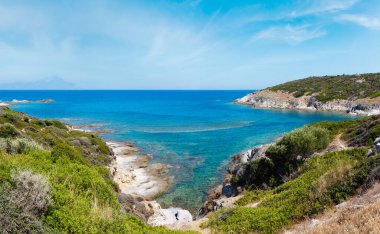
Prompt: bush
<box><xmin>266</xmin><ymin>126</ymin><xmax>330</xmax><ymax>174</ymax></box>
<box><xmin>10</xmin><ymin>170</ymin><xmax>51</xmax><ymax>216</ymax></box>
<box><xmin>44</xmin><ymin>120</ymin><xmax>67</xmax><ymax>130</ymax></box>
<box><xmin>51</xmin><ymin>143</ymin><xmax>83</xmax><ymax>163</ymax></box>
<box><xmin>237</xmin><ymin>158</ymin><xmax>276</xmax><ymax>189</ymax></box>
<box><xmin>0</xmin><ymin>138</ymin><xmax>44</xmax><ymax>154</ymax></box>
<box><xmin>0</xmin><ymin>123</ymin><xmax>20</xmax><ymax>138</ymax></box>
<box><xmin>0</xmin><ymin>170</ymin><xmax>51</xmax><ymax>233</ymax></box>
<box><xmin>343</xmin><ymin>115</ymin><xmax>380</xmax><ymax>147</ymax></box>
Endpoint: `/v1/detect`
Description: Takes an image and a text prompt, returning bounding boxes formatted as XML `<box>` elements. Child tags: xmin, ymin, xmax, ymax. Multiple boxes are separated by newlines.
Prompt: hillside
<box><xmin>0</xmin><ymin>107</ymin><xmax>187</xmax><ymax>233</ymax></box>
<box><xmin>236</xmin><ymin>73</ymin><xmax>380</xmax><ymax>115</ymax></box>
<box><xmin>200</xmin><ymin>115</ymin><xmax>380</xmax><ymax>233</ymax></box>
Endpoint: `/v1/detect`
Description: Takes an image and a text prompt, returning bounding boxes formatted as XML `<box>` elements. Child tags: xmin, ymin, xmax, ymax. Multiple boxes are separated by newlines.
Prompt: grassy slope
<box><xmin>0</xmin><ymin>107</ymin><xmax>187</xmax><ymax>234</ymax></box>
<box><xmin>267</xmin><ymin>73</ymin><xmax>380</xmax><ymax>102</ymax></box>
<box><xmin>207</xmin><ymin>116</ymin><xmax>380</xmax><ymax>234</ymax></box>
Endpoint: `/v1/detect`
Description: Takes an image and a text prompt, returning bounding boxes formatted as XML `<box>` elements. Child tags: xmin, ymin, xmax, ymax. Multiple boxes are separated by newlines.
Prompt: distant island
<box><xmin>236</xmin><ymin>73</ymin><xmax>380</xmax><ymax>115</ymax></box>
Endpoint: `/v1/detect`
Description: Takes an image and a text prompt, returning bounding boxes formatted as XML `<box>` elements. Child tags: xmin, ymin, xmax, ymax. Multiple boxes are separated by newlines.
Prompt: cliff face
<box><xmin>236</xmin><ymin>90</ymin><xmax>380</xmax><ymax>116</ymax></box>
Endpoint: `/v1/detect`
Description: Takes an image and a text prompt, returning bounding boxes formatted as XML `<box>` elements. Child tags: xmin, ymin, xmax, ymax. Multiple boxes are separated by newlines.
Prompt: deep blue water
<box><xmin>0</xmin><ymin>90</ymin><xmax>355</xmax><ymax>210</ymax></box>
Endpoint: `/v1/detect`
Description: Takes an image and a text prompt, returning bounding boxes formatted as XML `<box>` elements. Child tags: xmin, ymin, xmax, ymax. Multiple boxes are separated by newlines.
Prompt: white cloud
<box><xmin>290</xmin><ymin>0</ymin><xmax>359</xmax><ymax>17</ymax></box>
<box><xmin>338</xmin><ymin>14</ymin><xmax>380</xmax><ymax>29</ymax></box>
<box><xmin>251</xmin><ymin>25</ymin><xmax>326</xmax><ymax>43</ymax></box>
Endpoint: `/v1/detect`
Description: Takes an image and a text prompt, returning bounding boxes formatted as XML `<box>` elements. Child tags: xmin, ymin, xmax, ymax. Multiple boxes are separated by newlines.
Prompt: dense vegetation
<box><xmin>207</xmin><ymin>115</ymin><xmax>380</xmax><ymax>233</ymax></box>
<box><xmin>268</xmin><ymin>73</ymin><xmax>380</xmax><ymax>102</ymax></box>
<box><xmin>0</xmin><ymin>107</ymin><xmax>183</xmax><ymax>233</ymax></box>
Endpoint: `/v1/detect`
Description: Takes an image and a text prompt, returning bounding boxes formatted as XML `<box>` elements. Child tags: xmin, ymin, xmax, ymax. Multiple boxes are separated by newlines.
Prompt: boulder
<box><xmin>221</xmin><ymin>184</ymin><xmax>234</xmax><ymax>198</ymax></box>
<box><xmin>134</xmin><ymin>201</ymin><xmax>161</xmax><ymax>220</ymax></box>
<box><xmin>376</xmin><ymin>143</ymin><xmax>380</xmax><ymax>152</ymax></box>
<box><xmin>308</xmin><ymin>97</ymin><xmax>321</xmax><ymax>109</ymax></box>
<box><xmin>147</xmin><ymin>207</ymin><xmax>192</xmax><ymax>226</ymax></box>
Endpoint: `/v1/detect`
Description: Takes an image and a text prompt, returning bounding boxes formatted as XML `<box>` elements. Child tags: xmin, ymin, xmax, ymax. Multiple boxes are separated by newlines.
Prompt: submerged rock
<box><xmin>147</xmin><ymin>207</ymin><xmax>192</xmax><ymax>226</ymax></box>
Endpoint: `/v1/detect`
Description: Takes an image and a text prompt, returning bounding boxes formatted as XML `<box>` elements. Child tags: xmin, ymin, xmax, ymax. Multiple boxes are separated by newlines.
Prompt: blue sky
<box><xmin>0</xmin><ymin>0</ymin><xmax>380</xmax><ymax>89</ymax></box>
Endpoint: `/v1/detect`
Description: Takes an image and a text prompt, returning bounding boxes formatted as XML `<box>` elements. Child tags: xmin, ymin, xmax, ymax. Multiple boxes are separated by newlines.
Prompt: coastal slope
<box><xmin>236</xmin><ymin>73</ymin><xmax>380</xmax><ymax>115</ymax></box>
<box><xmin>0</xmin><ymin>107</ymin><xmax>188</xmax><ymax>233</ymax></box>
<box><xmin>202</xmin><ymin>115</ymin><xmax>380</xmax><ymax>233</ymax></box>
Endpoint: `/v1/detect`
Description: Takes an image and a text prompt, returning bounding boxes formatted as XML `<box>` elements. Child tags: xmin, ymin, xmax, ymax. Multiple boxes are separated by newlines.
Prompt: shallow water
<box><xmin>0</xmin><ymin>90</ymin><xmax>356</xmax><ymax>210</ymax></box>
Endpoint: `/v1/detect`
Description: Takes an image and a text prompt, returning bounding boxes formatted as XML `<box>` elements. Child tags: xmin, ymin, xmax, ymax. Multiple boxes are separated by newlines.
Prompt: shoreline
<box><xmin>106</xmin><ymin>141</ymin><xmax>194</xmax><ymax>227</ymax></box>
<box><xmin>107</xmin><ymin>141</ymin><xmax>172</xmax><ymax>200</ymax></box>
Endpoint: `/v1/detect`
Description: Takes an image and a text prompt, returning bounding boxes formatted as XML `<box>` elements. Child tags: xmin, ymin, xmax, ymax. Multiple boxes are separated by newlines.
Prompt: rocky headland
<box><xmin>236</xmin><ymin>73</ymin><xmax>380</xmax><ymax>116</ymax></box>
<box><xmin>236</xmin><ymin>89</ymin><xmax>380</xmax><ymax>116</ymax></box>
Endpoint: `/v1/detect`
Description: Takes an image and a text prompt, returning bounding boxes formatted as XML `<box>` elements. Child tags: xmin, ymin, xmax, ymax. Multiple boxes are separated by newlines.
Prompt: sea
<box><xmin>0</xmin><ymin>90</ymin><xmax>356</xmax><ymax>211</ymax></box>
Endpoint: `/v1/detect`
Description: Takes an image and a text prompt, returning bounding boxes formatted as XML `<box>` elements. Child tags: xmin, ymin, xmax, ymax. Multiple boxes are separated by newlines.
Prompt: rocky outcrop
<box><xmin>107</xmin><ymin>142</ymin><xmax>171</xmax><ymax>200</ymax></box>
<box><xmin>148</xmin><ymin>207</ymin><xmax>193</xmax><ymax>226</ymax></box>
<box><xmin>108</xmin><ymin>142</ymin><xmax>193</xmax><ymax>227</ymax></box>
<box><xmin>197</xmin><ymin>144</ymin><xmax>271</xmax><ymax>218</ymax></box>
<box><xmin>236</xmin><ymin>90</ymin><xmax>380</xmax><ymax>116</ymax></box>
<box><xmin>368</xmin><ymin>137</ymin><xmax>380</xmax><ymax>157</ymax></box>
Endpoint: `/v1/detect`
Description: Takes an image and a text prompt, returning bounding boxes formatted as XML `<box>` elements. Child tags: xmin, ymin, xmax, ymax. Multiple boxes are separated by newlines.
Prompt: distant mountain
<box><xmin>0</xmin><ymin>77</ymin><xmax>78</xmax><ymax>90</ymax></box>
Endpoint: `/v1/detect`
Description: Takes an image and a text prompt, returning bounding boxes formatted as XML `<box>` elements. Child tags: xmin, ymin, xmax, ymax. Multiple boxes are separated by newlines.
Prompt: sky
<box><xmin>0</xmin><ymin>0</ymin><xmax>380</xmax><ymax>90</ymax></box>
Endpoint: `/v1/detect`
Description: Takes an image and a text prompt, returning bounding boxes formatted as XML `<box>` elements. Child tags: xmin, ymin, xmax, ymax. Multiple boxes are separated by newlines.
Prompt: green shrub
<box><xmin>236</xmin><ymin>157</ymin><xmax>276</xmax><ymax>189</ymax></box>
<box><xmin>0</xmin><ymin>123</ymin><xmax>21</xmax><ymax>138</ymax></box>
<box><xmin>0</xmin><ymin>138</ymin><xmax>44</xmax><ymax>154</ymax></box>
<box><xmin>266</xmin><ymin>126</ymin><xmax>330</xmax><ymax>174</ymax></box>
<box><xmin>44</xmin><ymin>120</ymin><xmax>67</xmax><ymax>130</ymax></box>
<box><xmin>51</xmin><ymin>143</ymin><xmax>84</xmax><ymax>163</ymax></box>
<box><xmin>342</xmin><ymin>115</ymin><xmax>380</xmax><ymax>146</ymax></box>
<box><xmin>368</xmin><ymin>91</ymin><xmax>380</xmax><ymax>98</ymax></box>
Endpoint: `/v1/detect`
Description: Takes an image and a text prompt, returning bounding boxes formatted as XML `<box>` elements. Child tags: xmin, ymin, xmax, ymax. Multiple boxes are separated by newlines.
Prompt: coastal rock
<box><xmin>235</xmin><ymin>90</ymin><xmax>380</xmax><ymax>116</ymax></box>
<box><xmin>373</xmin><ymin>137</ymin><xmax>380</xmax><ymax>153</ymax></box>
<box><xmin>135</xmin><ymin>201</ymin><xmax>161</xmax><ymax>220</ymax></box>
<box><xmin>147</xmin><ymin>208</ymin><xmax>192</xmax><ymax>226</ymax></box>
<box><xmin>308</xmin><ymin>97</ymin><xmax>322</xmax><ymax>109</ymax></box>
<box><xmin>221</xmin><ymin>184</ymin><xmax>234</xmax><ymax>198</ymax></box>
<box><xmin>108</xmin><ymin>142</ymin><xmax>171</xmax><ymax>200</ymax></box>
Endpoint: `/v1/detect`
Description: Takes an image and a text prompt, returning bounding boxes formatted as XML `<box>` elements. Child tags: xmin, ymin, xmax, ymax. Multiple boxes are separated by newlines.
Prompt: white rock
<box><xmin>147</xmin><ymin>207</ymin><xmax>192</xmax><ymax>226</ymax></box>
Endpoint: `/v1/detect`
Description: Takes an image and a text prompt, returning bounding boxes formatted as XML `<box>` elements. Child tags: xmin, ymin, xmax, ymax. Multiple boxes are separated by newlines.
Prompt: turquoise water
<box><xmin>0</xmin><ymin>90</ymin><xmax>355</xmax><ymax>210</ymax></box>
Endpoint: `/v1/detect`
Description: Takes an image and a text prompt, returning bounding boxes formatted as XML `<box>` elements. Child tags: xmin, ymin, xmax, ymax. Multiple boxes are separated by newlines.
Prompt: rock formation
<box><xmin>236</xmin><ymin>90</ymin><xmax>380</xmax><ymax>116</ymax></box>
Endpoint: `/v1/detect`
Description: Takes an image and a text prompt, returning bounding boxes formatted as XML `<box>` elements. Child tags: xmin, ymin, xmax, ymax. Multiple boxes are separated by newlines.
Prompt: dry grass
<box><xmin>306</xmin><ymin>198</ymin><xmax>380</xmax><ymax>234</ymax></box>
<box><xmin>90</xmin><ymin>197</ymin><xmax>114</xmax><ymax>221</ymax></box>
<box><xmin>285</xmin><ymin>183</ymin><xmax>380</xmax><ymax>234</ymax></box>
<box><xmin>311</xmin><ymin>162</ymin><xmax>355</xmax><ymax>199</ymax></box>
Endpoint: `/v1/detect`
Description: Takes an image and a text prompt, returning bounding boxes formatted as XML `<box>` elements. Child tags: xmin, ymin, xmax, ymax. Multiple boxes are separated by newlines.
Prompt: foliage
<box><xmin>342</xmin><ymin>115</ymin><xmax>380</xmax><ymax>147</ymax></box>
<box><xmin>0</xmin><ymin>107</ymin><xmax>185</xmax><ymax>234</ymax></box>
<box><xmin>44</xmin><ymin>120</ymin><xmax>67</xmax><ymax>130</ymax></box>
<box><xmin>208</xmin><ymin>149</ymin><xmax>379</xmax><ymax>233</ymax></box>
<box><xmin>51</xmin><ymin>143</ymin><xmax>84</xmax><ymax>164</ymax></box>
<box><xmin>268</xmin><ymin>73</ymin><xmax>380</xmax><ymax>102</ymax></box>
<box><xmin>0</xmin><ymin>170</ymin><xmax>51</xmax><ymax>233</ymax></box>
<box><xmin>0</xmin><ymin>138</ymin><xmax>44</xmax><ymax>155</ymax></box>
<box><xmin>236</xmin><ymin>157</ymin><xmax>276</xmax><ymax>189</ymax></box>
<box><xmin>0</xmin><ymin>123</ymin><xmax>20</xmax><ymax>139</ymax></box>
<box><xmin>266</xmin><ymin>126</ymin><xmax>330</xmax><ymax>175</ymax></box>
